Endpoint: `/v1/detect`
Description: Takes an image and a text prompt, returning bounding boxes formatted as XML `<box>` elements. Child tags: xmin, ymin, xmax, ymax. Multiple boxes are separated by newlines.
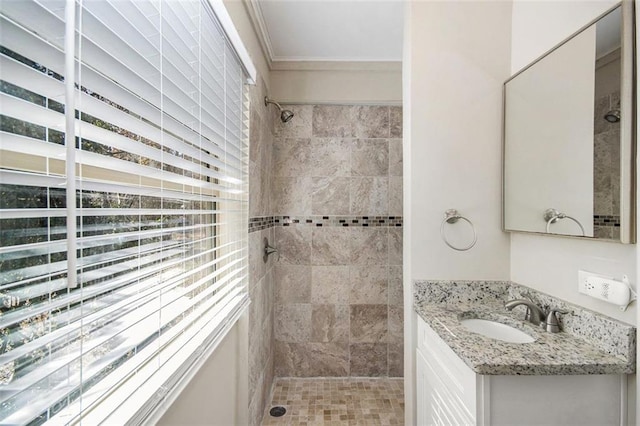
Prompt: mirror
<box><xmin>503</xmin><ymin>3</ymin><xmax>635</xmax><ymax>243</ymax></box>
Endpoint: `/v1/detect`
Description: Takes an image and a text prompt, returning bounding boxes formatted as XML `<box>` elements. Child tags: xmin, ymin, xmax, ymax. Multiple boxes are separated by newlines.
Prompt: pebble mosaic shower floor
<box><xmin>261</xmin><ymin>378</ymin><xmax>404</xmax><ymax>426</ymax></box>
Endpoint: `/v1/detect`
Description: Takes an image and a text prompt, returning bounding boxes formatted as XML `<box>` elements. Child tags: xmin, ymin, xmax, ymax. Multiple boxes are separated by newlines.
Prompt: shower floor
<box><xmin>261</xmin><ymin>377</ymin><xmax>404</xmax><ymax>426</ymax></box>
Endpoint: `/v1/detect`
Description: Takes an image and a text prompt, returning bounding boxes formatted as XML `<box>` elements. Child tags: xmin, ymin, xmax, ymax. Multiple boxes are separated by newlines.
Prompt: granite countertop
<box><xmin>414</xmin><ymin>281</ymin><xmax>636</xmax><ymax>376</ymax></box>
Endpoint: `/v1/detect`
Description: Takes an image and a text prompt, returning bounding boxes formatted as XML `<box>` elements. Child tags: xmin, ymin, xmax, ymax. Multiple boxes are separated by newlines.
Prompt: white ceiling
<box><xmin>250</xmin><ymin>0</ymin><xmax>404</xmax><ymax>63</ymax></box>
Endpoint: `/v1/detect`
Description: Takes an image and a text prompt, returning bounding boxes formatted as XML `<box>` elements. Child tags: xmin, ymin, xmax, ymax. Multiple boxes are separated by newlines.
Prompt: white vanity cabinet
<box><xmin>416</xmin><ymin>316</ymin><xmax>627</xmax><ymax>426</ymax></box>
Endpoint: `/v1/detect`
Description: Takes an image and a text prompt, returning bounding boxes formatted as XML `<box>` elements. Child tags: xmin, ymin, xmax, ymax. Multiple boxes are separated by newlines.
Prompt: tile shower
<box><xmin>247</xmin><ymin>96</ymin><xmax>403</xmax><ymax>425</ymax></box>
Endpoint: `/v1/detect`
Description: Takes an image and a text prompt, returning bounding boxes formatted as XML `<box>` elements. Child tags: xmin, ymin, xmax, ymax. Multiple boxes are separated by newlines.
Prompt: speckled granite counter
<box><xmin>414</xmin><ymin>280</ymin><xmax>636</xmax><ymax>375</ymax></box>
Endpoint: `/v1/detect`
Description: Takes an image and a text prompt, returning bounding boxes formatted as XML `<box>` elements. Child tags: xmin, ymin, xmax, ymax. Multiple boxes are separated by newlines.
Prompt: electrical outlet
<box><xmin>578</xmin><ymin>270</ymin><xmax>631</xmax><ymax>305</ymax></box>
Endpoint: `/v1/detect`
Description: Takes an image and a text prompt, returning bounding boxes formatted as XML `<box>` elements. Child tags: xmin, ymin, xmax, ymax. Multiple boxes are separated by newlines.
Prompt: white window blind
<box><xmin>0</xmin><ymin>0</ymin><xmax>250</xmax><ymax>424</ymax></box>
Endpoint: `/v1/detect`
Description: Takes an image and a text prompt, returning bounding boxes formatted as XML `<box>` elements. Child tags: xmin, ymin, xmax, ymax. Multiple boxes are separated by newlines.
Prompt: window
<box><xmin>0</xmin><ymin>0</ymin><xmax>251</xmax><ymax>423</ymax></box>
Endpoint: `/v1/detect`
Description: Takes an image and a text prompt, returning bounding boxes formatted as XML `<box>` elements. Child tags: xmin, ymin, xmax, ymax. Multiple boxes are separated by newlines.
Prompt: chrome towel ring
<box><xmin>543</xmin><ymin>208</ymin><xmax>585</xmax><ymax>236</ymax></box>
<box><xmin>440</xmin><ymin>209</ymin><xmax>477</xmax><ymax>251</ymax></box>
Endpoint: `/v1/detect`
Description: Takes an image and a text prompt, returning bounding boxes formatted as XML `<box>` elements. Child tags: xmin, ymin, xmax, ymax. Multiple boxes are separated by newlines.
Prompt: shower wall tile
<box><xmin>310</xmin><ymin>138</ymin><xmax>351</xmax><ymax>177</ymax></box>
<box><xmin>275</xmin><ymin>225</ymin><xmax>312</xmax><ymax>265</ymax></box>
<box><xmin>350</xmin><ymin>304</ymin><xmax>388</xmax><ymax>343</ymax></box>
<box><xmin>351</xmin><ymin>228</ymin><xmax>389</xmax><ymax>265</ymax></box>
<box><xmin>275</xmin><ymin>341</ymin><xmax>349</xmax><ymax>377</ymax></box>
<box><xmin>390</xmin><ymin>106</ymin><xmax>403</xmax><ymax>138</ymax></box>
<box><xmin>311</xmin><ymin>304</ymin><xmax>350</xmax><ymax>343</ymax></box>
<box><xmin>275</xmin><ymin>303</ymin><xmax>312</xmax><ymax>343</ymax></box>
<box><xmin>354</xmin><ymin>106</ymin><xmax>390</xmax><ymax>138</ymax></box>
<box><xmin>312</xmin><ymin>227</ymin><xmax>352</xmax><ymax>265</ymax></box>
<box><xmin>350</xmin><ymin>177</ymin><xmax>389</xmax><ymax>215</ymax></box>
<box><xmin>388</xmin><ymin>343</ymin><xmax>404</xmax><ymax>377</ymax></box>
<box><xmin>312</xmin><ymin>105</ymin><xmax>355</xmax><ymax>137</ymax></box>
<box><xmin>275</xmin><ymin>265</ymin><xmax>311</xmax><ymax>303</ymax></box>
<box><xmin>388</xmin><ymin>305</ymin><xmax>404</xmax><ymax>344</ymax></box>
<box><xmin>388</xmin><ymin>266</ymin><xmax>403</xmax><ymax>306</ymax></box>
<box><xmin>389</xmin><ymin>138</ymin><xmax>403</xmax><ymax>176</ymax></box>
<box><xmin>311</xmin><ymin>266</ymin><xmax>350</xmax><ymax>304</ymax></box>
<box><xmin>272</xmin><ymin>177</ymin><xmax>312</xmax><ymax>215</ymax></box>
<box><xmin>273</xmin><ymin>138</ymin><xmax>312</xmax><ymax>177</ymax></box>
<box><xmin>350</xmin><ymin>343</ymin><xmax>388</xmax><ymax>377</ymax></box>
<box><xmin>351</xmin><ymin>139</ymin><xmax>389</xmax><ymax>176</ymax></box>
<box><xmin>271</xmin><ymin>103</ymin><xmax>404</xmax><ymax>378</ymax></box>
<box><xmin>349</xmin><ymin>266</ymin><xmax>388</xmax><ymax>304</ymax></box>
<box><xmin>274</xmin><ymin>104</ymin><xmax>313</xmax><ymax>139</ymax></box>
<box><xmin>388</xmin><ymin>228</ymin><xmax>403</xmax><ymax>266</ymax></box>
<box><xmin>389</xmin><ymin>176</ymin><xmax>403</xmax><ymax>216</ymax></box>
<box><xmin>311</xmin><ymin>177</ymin><xmax>350</xmax><ymax>215</ymax></box>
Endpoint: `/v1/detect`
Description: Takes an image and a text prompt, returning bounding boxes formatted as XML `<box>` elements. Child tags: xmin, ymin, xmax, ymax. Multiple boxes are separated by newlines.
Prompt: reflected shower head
<box><xmin>604</xmin><ymin>108</ymin><xmax>621</xmax><ymax>123</ymax></box>
<box><xmin>265</xmin><ymin>96</ymin><xmax>294</xmax><ymax>123</ymax></box>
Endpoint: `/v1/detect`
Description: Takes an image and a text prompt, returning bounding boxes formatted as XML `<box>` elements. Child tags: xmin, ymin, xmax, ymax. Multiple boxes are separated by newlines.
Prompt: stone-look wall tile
<box><xmin>388</xmin><ymin>343</ymin><xmax>404</xmax><ymax>377</ymax></box>
<box><xmin>351</xmin><ymin>228</ymin><xmax>388</xmax><ymax>265</ymax></box>
<box><xmin>353</xmin><ymin>106</ymin><xmax>390</xmax><ymax>138</ymax></box>
<box><xmin>275</xmin><ymin>304</ymin><xmax>312</xmax><ymax>343</ymax></box>
<box><xmin>388</xmin><ymin>266</ymin><xmax>403</xmax><ymax>306</ymax></box>
<box><xmin>389</xmin><ymin>106</ymin><xmax>403</xmax><ymax>138</ymax></box>
<box><xmin>349</xmin><ymin>266</ymin><xmax>388</xmax><ymax>304</ymax></box>
<box><xmin>311</xmin><ymin>304</ymin><xmax>349</xmax><ymax>343</ymax></box>
<box><xmin>275</xmin><ymin>226</ymin><xmax>312</xmax><ymax>265</ymax></box>
<box><xmin>312</xmin><ymin>105</ymin><xmax>355</xmax><ymax>137</ymax></box>
<box><xmin>273</xmin><ymin>138</ymin><xmax>312</xmax><ymax>177</ymax></box>
<box><xmin>310</xmin><ymin>138</ymin><xmax>351</xmax><ymax>177</ymax></box>
<box><xmin>351</xmin><ymin>139</ymin><xmax>389</xmax><ymax>176</ymax></box>
<box><xmin>312</xmin><ymin>177</ymin><xmax>350</xmax><ymax>215</ymax></box>
<box><xmin>274</xmin><ymin>104</ymin><xmax>313</xmax><ymax>139</ymax></box>
<box><xmin>312</xmin><ymin>227</ymin><xmax>351</xmax><ymax>265</ymax></box>
<box><xmin>388</xmin><ymin>305</ymin><xmax>404</xmax><ymax>344</ymax></box>
<box><xmin>594</xmin><ymin>95</ymin><xmax>610</xmax><ymax>135</ymax></box>
<box><xmin>389</xmin><ymin>138</ymin><xmax>403</xmax><ymax>177</ymax></box>
<box><xmin>275</xmin><ymin>265</ymin><xmax>311</xmax><ymax>303</ymax></box>
<box><xmin>350</xmin><ymin>343</ymin><xmax>388</xmax><ymax>376</ymax></box>
<box><xmin>311</xmin><ymin>266</ymin><xmax>350</xmax><ymax>304</ymax></box>
<box><xmin>388</xmin><ymin>227</ymin><xmax>403</xmax><ymax>266</ymax></box>
<box><xmin>350</xmin><ymin>304</ymin><xmax>388</xmax><ymax>343</ymax></box>
<box><xmin>275</xmin><ymin>341</ymin><xmax>349</xmax><ymax>377</ymax></box>
<box><xmin>350</xmin><ymin>177</ymin><xmax>388</xmax><ymax>215</ymax></box>
<box><xmin>389</xmin><ymin>177</ymin><xmax>403</xmax><ymax>216</ymax></box>
<box><xmin>249</xmin><ymin>230</ymin><xmax>266</xmax><ymax>287</ymax></box>
<box><xmin>272</xmin><ymin>177</ymin><xmax>312</xmax><ymax>215</ymax></box>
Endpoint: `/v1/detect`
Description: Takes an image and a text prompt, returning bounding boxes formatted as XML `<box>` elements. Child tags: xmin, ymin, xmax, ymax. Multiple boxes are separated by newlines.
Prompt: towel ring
<box><xmin>440</xmin><ymin>209</ymin><xmax>477</xmax><ymax>251</ymax></box>
<box><xmin>543</xmin><ymin>208</ymin><xmax>585</xmax><ymax>236</ymax></box>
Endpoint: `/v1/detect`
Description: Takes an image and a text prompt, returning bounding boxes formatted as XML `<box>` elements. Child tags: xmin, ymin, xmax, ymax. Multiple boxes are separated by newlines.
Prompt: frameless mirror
<box><xmin>503</xmin><ymin>2</ymin><xmax>635</xmax><ymax>243</ymax></box>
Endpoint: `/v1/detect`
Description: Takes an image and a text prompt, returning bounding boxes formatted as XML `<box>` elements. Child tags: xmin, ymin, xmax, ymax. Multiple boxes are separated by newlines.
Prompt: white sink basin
<box><xmin>460</xmin><ymin>318</ymin><xmax>535</xmax><ymax>343</ymax></box>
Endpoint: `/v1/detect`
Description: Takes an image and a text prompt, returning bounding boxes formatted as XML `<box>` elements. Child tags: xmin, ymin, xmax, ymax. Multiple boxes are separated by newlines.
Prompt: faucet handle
<box><xmin>544</xmin><ymin>309</ymin><xmax>568</xmax><ymax>333</ymax></box>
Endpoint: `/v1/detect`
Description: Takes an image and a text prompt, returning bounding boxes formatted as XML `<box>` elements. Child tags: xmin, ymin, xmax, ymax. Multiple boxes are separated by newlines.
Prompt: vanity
<box><xmin>414</xmin><ymin>281</ymin><xmax>636</xmax><ymax>426</ymax></box>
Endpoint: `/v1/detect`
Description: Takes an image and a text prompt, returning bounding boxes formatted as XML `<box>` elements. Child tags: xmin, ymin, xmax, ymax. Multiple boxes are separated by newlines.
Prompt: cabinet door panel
<box><xmin>417</xmin><ymin>349</ymin><xmax>475</xmax><ymax>425</ymax></box>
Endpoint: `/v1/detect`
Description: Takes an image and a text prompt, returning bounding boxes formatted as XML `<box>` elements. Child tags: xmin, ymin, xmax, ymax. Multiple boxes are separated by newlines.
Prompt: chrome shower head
<box><xmin>280</xmin><ymin>109</ymin><xmax>294</xmax><ymax>123</ymax></box>
<box><xmin>604</xmin><ymin>108</ymin><xmax>621</xmax><ymax>123</ymax></box>
<box><xmin>264</xmin><ymin>96</ymin><xmax>294</xmax><ymax>123</ymax></box>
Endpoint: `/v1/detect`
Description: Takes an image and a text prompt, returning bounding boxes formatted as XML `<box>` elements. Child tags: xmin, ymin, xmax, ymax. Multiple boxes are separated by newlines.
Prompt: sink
<box><xmin>460</xmin><ymin>318</ymin><xmax>535</xmax><ymax>343</ymax></box>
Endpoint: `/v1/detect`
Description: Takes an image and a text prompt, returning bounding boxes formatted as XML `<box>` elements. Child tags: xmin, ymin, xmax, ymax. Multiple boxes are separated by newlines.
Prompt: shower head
<box><xmin>280</xmin><ymin>109</ymin><xmax>294</xmax><ymax>123</ymax></box>
<box><xmin>264</xmin><ymin>96</ymin><xmax>294</xmax><ymax>123</ymax></box>
<box><xmin>604</xmin><ymin>108</ymin><xmax>621</xmax><ymax>123</ymax></box>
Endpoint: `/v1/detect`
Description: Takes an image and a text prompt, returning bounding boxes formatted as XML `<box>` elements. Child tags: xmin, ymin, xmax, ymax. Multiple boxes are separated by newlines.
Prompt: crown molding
<box><xmin>244</xmin><ymin>0</ymin><xmax>274</xmax><ymax>70</ymax></box>
<box><xmin>271</xmin><ymin>60</ymin><xmax>402</xmax><ymax>72</ymax></box>
<box><xmin>244</xmin><ymin>0</ymin><xmax>403</xmax><ymax>72</ymax></box>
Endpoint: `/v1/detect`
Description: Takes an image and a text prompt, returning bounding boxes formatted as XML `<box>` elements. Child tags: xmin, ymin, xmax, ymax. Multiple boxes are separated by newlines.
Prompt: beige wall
<box><xmin>403</xmin><ymin>1</ymin><xmax>512</xmax><ymax>423</ymax></box>
<box><xmin>270</xmin><ymin>66</ymin><xmax>402</xmax><ymax>105</ymax></box>
<box><xmin>406</xmin><ymin>0</ymin><xmax>512</xmax><ymax>282</ymax></box>
<box><xmin>158</xmin><ymin>315</ymin><xmax>249</xmax><ymax>426</ymax></box>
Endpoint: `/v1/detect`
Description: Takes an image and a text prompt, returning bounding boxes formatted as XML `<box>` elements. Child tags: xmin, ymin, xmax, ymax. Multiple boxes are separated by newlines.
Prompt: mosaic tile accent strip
<box><xmin>276</xmin><ymin>215</ymin><xmax>403</xmax><ymax>227</ymax></box>
<box><xmin>250</xmin><ymin>216</ymin><xmax>403</xmax><ymax>233</ymax></box>
<box><xmin>262</xmin><ymin>377</ymin><xmax>404</xmax><ymax>426</ymax></box>
<box><xmin>593</xmin><ymin>215</ymin><xmax>620</xmax><ymax>227</ymax></box>
<box><xmin>250</xmin><ymin>216</ymin><xmax>277</xmax><ymax>233</ymax></box>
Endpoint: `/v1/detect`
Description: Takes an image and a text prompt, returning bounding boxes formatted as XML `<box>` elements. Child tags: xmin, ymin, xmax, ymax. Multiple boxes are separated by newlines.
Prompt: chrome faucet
<box><xmin>504</xmin><ymin>299</ymin><xmax>546</xmax><ymax>326</ymax></box>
